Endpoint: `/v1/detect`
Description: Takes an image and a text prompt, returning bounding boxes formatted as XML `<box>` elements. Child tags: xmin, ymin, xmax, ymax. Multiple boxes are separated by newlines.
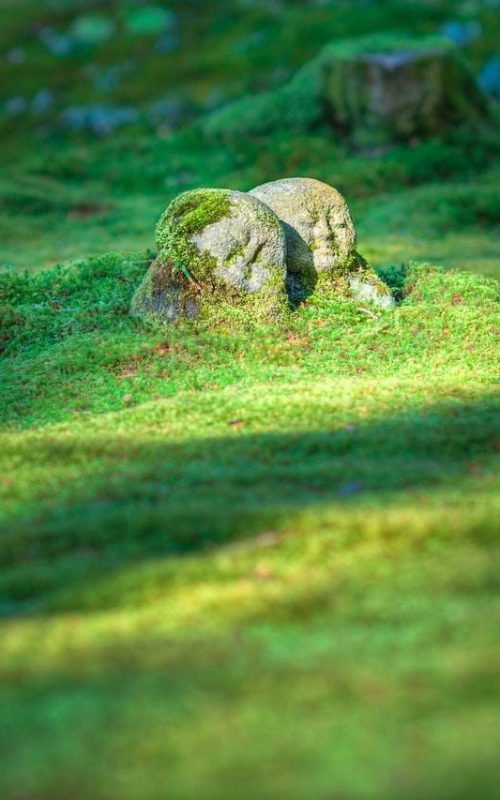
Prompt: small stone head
<box><xmin>250</xmin><ymin>177</ymin><xmax>357</xmax><ymax>276</ymax></box>
<box><xmin>132</xmin><ymin>187</ymin><xmax>287</xmax><ymax>323</ymax></box>
<box><xmin>185</xmin><ymin>189</ymin><xmax>287</xmax><ymax>294</ymax></box>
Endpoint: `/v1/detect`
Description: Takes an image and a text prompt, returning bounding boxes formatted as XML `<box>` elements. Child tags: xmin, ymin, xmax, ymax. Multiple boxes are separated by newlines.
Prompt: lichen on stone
<box><xmin>131</xmin><ymin>187</ymin><xmax>288</xmax><ymax>325</ymax></box>
<box><xmin>250</xmin><ymin>177</ymin><xmax>393</xmax><ymax>309</ymax></box>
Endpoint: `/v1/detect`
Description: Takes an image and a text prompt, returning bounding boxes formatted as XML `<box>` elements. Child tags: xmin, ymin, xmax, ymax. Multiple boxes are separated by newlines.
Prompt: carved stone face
<box><xmin>250</xmin><ymin>177</ymin><xmax>357</xmax><ymax>276</ymax></box>
<box><xmin>131</xmin><ymin>188</ymin><xmax>287</xmax><ymax>324</ymax></box>
<box><xmin>190</xmin><ymin>190</ymin><xmax>286</xmax><ymax>294</ymax></box>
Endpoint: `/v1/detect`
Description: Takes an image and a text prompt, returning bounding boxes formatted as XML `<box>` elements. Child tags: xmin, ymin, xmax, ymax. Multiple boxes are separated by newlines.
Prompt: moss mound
<box><xmin>202</xmin><ymin>32</ymin><xmax>492</xmax><ymax>147</ymax></box>
<box><xmin>0</xmin><ymin>252</ymin><xmax>149</xmax><ymax>357</ymax></box>
<box><xmin>2</xmin><ymin>257</ymin><xmax>497</xmax><ymax>431</ymax></box>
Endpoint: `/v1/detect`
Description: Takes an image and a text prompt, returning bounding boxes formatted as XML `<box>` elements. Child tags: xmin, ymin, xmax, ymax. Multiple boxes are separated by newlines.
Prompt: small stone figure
<box><xmin>251</xmin><ymin>177</ymin><xmax>393</xmax><ymax>309</ymax></box>
<box><xmin>250</xmin><ymin>177</ymin><xmax>357</xmax><ymax>277</ymax></box>
<box><xmin>131</xmin><ymin>187</ymin><xmax>287</xmax><ymax>323</ymax></box>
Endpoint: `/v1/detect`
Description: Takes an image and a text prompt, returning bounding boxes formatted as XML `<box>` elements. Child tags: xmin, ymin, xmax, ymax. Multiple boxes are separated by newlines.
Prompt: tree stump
<box><xmin>320</xmin><ymin>36</ymin><xmax>491</xmax><ymax>147</ymax></box>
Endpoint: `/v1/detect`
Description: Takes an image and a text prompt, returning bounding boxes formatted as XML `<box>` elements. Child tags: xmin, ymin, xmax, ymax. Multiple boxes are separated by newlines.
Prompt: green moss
<box><xmin>294</xmin><ymin>246</ymin><xmax>393</xmax><ymax>309</ymax></box>
<box><xmin>201</xmin><ymin>32</ymin><xmax>492</xmax><ymax>146</ymax></box>
<box><xmin>325</xmin><ymin>32</ymin><xmax>451</xmax><ymax>59</ymax></box>
<box><xmin>155</xmin><ymin>188</ymin><xmax>232</xmax><ymax>266</ymax></box>
<box><xmin>0</xmin><ymin>252</ymin><xmax>149</xmax><ymax>356</ymax></box>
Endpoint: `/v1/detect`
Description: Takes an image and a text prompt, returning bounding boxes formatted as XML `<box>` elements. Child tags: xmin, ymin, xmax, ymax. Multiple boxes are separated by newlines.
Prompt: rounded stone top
<box><xmin>155</xmin><ymin>187</ymin><xmax>286</xmax><ymax>294</ymax></box>
<box><xmin>132</xmin><ymin>187</ymin><xmax>288</xmax><ymax>325</ymax></box>
<box><xmin>250</xmin><ymin>177</ymin><xmax>357</xmax><ymax>276</ymax></box>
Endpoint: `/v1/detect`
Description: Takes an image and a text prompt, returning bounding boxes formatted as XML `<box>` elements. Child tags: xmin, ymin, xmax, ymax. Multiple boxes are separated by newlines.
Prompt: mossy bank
<box><xmin>1</xmin><ymin>250</ymin><xmax>499</xmax><ymax>800</ymax></box>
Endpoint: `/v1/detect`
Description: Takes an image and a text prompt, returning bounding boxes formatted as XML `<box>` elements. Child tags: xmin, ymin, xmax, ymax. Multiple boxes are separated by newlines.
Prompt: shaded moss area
<box><xmin>323</xmin><ymin>39</ymin><xmax>491</xmax><ymax>147</ymax></box>
<box><xmin>202</xmin><ymin>32</ymin><xmax>493</xmax><ymax>147</ymax></box>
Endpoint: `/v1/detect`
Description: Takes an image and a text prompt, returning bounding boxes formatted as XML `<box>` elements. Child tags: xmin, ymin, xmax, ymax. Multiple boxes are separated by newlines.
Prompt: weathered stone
<box><xmin>251</xmin><ymin>177</ymin><xmax>393</xmax><ymax>310</ymax></box>
<box><xmin>348</xmin><ymin>272</ymin><xmax>395</xmax><ymax>311</ymax></box>
<box><xmin>250</xmin><ymin>178</ymin><xmax>357</xmax><ymax>276</ymax></box>
<box><xmin>131</xmin><ymin>188</ymin><xmax>287</xmax><ymax>324</ymax></box>
<box><xmin>321</xmin><ymin>39</ymin><xmax>491</xmax><ymax>147</ymax></box>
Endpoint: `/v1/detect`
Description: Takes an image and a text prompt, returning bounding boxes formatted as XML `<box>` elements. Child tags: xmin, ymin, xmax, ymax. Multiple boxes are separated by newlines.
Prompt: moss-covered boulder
<box><xmin>131</xmin><ymin>188</ymin><xmax>287</xmax><ymax>324</ymax></box>
<box><xmin>202</xmin><ymin>34</ymin><xmax>492</xmax><ymax>148</ymax></box>
<box><xmin>250</xmin><ymin>177</ymin><xmax>393</xmax><ymax>309</ymax></box>
<box><xmin>321</xmin><ymin>36</ymin><xmax>491</xmax><ymax>148</ymax></box>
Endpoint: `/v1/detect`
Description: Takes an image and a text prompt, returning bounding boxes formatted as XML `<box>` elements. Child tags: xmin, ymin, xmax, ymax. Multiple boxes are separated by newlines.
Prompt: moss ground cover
<box><xmin>1</xmin><ymin>1</ymin><xmax>499</xmax><ymax>798</ymax></box>
<box><xmin>1</xmin><ymin>258</ymin><xmax>499</xmax><ymax>798</ymax></box>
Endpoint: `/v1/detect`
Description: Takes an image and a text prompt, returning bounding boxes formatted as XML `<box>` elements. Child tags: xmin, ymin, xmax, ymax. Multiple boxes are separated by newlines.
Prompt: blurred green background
<box><xmin>1</xmin><ymin>0</ymin><xmax>499</xmax><ymax>273</ymax></box>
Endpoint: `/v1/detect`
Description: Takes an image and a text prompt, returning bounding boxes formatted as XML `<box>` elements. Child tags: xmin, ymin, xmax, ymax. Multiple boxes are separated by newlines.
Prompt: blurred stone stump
<box><xmin>321</xmin><ymin>39</ymin><xmax>491</xmax><ymax>147</ymax></box>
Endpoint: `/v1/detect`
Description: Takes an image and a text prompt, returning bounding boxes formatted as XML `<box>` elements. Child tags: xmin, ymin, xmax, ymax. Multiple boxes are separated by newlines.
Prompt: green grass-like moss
<box><xmin>1</xmin><ymin>3</ymin><xmax>500</xmax><ymax>797</ymax></box>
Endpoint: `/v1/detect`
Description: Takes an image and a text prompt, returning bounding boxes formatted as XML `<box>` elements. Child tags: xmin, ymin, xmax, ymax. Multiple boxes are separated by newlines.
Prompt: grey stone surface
<box><xmin>349</xmin><ymin>274</ymin><xmax>395</xmax><ymax>310</ymax></box>
<box><xmin>191</xmin><ymin>190</ymin><xmax>287</xmax><ymax>294</ymax></box>
<box><xmin>250</xmin><ymin>177</ymin><xmax>357</xmax><ymax>276</ymax></box>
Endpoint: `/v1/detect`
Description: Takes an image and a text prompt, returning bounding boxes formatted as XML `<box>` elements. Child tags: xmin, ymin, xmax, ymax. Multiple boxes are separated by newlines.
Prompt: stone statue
<box><xmin>251</xmin><ymin>177</ymin><xmax>393</xmax><ymax>309</ymax></box>
<box><xmin>131</xmin><ymin>187</ymin><xmax>287</xmax><ymax>323</ymax></box>
<box><xmin>131</xmin><ymin>178</ymin><xmax>394</xmax><ymax>324</ymax></box>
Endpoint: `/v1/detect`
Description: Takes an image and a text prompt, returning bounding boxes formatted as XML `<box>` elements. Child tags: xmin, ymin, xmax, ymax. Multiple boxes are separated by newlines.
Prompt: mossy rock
<box><xmin>321</xmin><ymin>35</ymin><xmax>491</xmax><ymax>148</ymax></box>
<box><xmin>202</xmin><ymin>33</ymin><xmax>492</xmax><ymax>147</ymax></box>
<box><xmin>250</xmin><ymin>177</ymin><xmax>393</xmax><ymax>310</ymax></box>
<box><xmin>131</xmin><ymin>188</ymin><xmax>287</xmax><ymax>325</ymax></box>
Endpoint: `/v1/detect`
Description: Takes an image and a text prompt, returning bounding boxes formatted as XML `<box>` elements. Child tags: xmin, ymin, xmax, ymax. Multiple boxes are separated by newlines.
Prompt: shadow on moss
<box><xmin>0</xmin><ymin>394</ymin><xmax>498</xmax><ymax>611</ymax></box>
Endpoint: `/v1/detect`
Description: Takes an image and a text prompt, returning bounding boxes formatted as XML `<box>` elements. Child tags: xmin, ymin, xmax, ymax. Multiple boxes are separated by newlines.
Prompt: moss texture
<box><xmin>131</xmin><ymin>188</ymin><xmax>229</xmax><ymax>324</ymax></box>
<box><xmin>307</xmin><ymin>263</ymin><xmax>394</xmax><ymax>311</ymax></box>
<box><xmin>155</xmin><ymin>188</ymin><xmax>232</xmax><ymax>273</ymax></box>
